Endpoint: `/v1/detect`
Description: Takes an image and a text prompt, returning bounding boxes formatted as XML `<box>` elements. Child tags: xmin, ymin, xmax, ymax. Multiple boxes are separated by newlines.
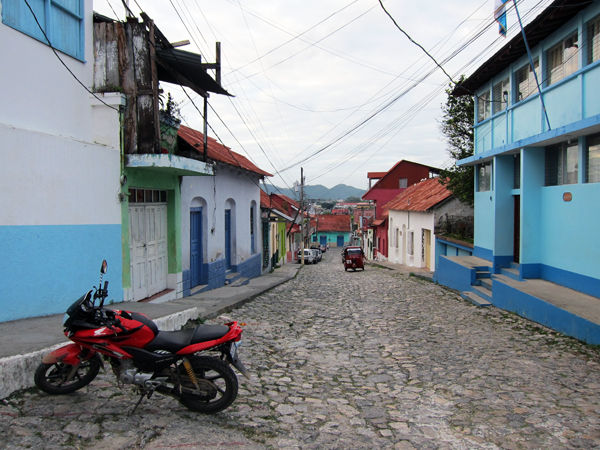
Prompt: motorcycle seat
<box><xmin>145</xmin><ymin>324</ymin><xmax>230</xmax><ymax>353</ymax></box>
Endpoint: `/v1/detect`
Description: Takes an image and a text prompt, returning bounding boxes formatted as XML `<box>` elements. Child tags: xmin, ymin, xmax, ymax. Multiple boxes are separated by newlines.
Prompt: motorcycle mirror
<box><xmin>100</xmin><ymin>260</ymin><xmax>108</xmax><ymax>274</ymax></box>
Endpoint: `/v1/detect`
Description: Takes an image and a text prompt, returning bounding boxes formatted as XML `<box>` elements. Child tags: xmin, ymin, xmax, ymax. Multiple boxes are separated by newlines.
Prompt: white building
<box><xmin>178</xmin><ymin>125</ymin><xmax>271</xmax><ymax>295</ymax></box>
<box><xmin>0</xmin><ymin>0</ymin><xmax>124</xmax><ymax>321</ymax></box>
<box><xmin>386</xmin><ymin>178</ymin><xmax>472</xmax><ymax>271</ymax></box>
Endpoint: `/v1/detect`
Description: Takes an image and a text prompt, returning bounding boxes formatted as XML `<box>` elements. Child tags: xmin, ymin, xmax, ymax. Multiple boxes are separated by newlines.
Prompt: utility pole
<box><xmin>300</xmin><ymin>167</ymin><xmax>304</xmax><ymax>265</ymax></box>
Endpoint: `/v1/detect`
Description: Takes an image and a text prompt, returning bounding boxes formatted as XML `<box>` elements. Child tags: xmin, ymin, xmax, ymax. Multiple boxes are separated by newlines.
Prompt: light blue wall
<box><xmin>494</xmin><ymin>155</ymin><xmax>515</xmax><ymax>259</ymax></box>
<box><xmin>544</xmin><ymin>78</ymin><xmax>581</xmax><ymax>130</ymax></box>
<box><xmin>0</xmin><ymin>224</ymin><xmax>123</xmax><ymax>322</ymax></box>
<box><xmin>472</xmin><ymin>2</ymin><xmax>600</xmax><ymax>155</ymax></box>
<box><xmin>540</xmin><ymin>183</ymin><xmax>600</xmax><ymax>281</ymax></box>
<box><xmin>473</xmin><ymin>190</ymin><xmax>494</xmax><ymax>257</ymax></box>
<box><xmin>318</xmin><ymin>231</ymin><xmax>351</xmax><ymax>247</ymax></box>
<box><xmin>520</xmin><ymin>147</ymin><xmax>544</xmax><ymax>268</ymax></box>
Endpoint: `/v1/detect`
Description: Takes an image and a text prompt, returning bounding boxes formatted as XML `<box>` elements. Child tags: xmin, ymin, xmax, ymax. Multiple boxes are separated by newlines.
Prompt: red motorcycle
<box><xmin>35</xmin><ymin>261</ymin><xmax>249</xmax><ymax>414</ymax></box>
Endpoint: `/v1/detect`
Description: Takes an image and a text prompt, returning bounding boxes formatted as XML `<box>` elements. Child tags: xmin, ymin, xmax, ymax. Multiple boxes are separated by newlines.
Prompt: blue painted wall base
<box><xmin>182</xmin><ymin>253</ymin><xmax>262</xmax><ymax>298</ymax></box>
<box><xmin>493</xmin><ymin>280</ymin><xmax>600</xmax><ymax>345</ymax></box>
<box><xmin>0</xmin><ymin>224</ymin><xmax>123</xmax><ymax>322</ymax></box>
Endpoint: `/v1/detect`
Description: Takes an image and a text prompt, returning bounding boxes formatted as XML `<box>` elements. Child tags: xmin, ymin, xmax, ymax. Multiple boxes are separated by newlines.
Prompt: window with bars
<box><xmin>546</xmin><ymin>33</ymin><xmax>579</xmax><ymax>86</ymax></box>
<box><xmin>477</xmin><ymin>89</ymin><xmax>491</xmax><ymax>123</ymax></box>
<box><xmin>492</xmin><ymin>77</ymin><xmax>510</xmax><ymax>115</ymax></box>
<box><xmin>477</xmin><ymin>162</ymin><xmax>492</xmax><ymax>192</ymax></box>
<box><xmin>1</xmin><ymin>0</ymin><xmax>85</xmax><ymax>61</ymax></box>
<box><xmin>589</xmin><ymin>15</ymin><xmax>600</xmax><ymax>65</ymax></box>
<box><xmin>586</xmin><ymin>133</ymin><xmax>600</xmax><ymax>183</ymax></box>
<box><xmin>399</xmin><ymin>178</ymin><xmax>407</xmax><ymax>189</ymax></box>
<box><xmin>128</xmin><ymin>189</ymin><xmax>167</xmax><ymax>203</ymax></box>
<box><xmin>545</xmin><ymin>142</ymin><xmax>578</xmax><ymax>186</ymax></box>
<box><xmin>515</xmin><ymin>59</ymin><xmax>540</xmax><ymax>102</ymax></box>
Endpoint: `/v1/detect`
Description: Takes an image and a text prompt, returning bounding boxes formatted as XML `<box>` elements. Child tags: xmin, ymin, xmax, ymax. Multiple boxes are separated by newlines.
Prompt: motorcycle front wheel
<box><xmin>177</xmin><ymin>356</ymin><xmax>238</xmax><ymax>414</ymax></box>
<box><xmin>34</xmin><ymin>360</ymin><xmax>101</xmax><ymax>394</ymax></box>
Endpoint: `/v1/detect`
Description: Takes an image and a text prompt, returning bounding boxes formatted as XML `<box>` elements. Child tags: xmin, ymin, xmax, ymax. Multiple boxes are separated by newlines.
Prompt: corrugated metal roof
<box><xmin>156</xmin><ymin>48</ymin><xmax>232</xmax><ymax>97</ymax></box>
<box><xmin>178</xmin><ymin>125</ymin><xmax>272</xmax><ymax>177</ymax></box>
<box><xmin>384</xmin><ymin>178</ymin><xmax>451</xmax><ymax>212</ymax></box>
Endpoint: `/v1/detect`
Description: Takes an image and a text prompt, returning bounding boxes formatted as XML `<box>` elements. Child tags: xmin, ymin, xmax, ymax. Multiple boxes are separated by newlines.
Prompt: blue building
<box><xmin>437</xmin><ymin>0</ymin><xmax>600</xmax><ymax>343</ymax></box>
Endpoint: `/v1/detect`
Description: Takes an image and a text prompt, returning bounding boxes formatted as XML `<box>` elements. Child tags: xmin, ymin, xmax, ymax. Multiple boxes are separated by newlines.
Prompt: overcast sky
<box><xmin>95</xmin><ymin>0</ymin><xmax>552</xmax><ymax>191</ymax></box>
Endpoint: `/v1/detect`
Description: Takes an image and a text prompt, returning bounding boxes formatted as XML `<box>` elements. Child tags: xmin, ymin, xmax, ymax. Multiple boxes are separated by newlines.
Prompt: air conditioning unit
<box><xmin>407</xmin><ymin>230</ymin><xmax>414</xmax><ymax>256</ymax></box>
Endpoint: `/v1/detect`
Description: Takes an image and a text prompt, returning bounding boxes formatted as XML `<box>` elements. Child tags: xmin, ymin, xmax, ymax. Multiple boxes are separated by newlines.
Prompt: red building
<box><xmin>363</xmin><ymin>160</ymin><xmax>440</xmax><ymax>259</ymax></box>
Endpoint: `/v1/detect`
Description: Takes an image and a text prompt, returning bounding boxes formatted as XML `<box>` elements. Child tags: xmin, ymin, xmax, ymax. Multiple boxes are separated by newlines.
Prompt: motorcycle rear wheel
<box><xmin>34</xmin><ymin>360</ymin><xmax>101</xmax><ymax>395</ymax></box>
<box><xmin>177</xmin><ymin>356</ymin><xmax>238</xmax><ymax>414</ymax></box>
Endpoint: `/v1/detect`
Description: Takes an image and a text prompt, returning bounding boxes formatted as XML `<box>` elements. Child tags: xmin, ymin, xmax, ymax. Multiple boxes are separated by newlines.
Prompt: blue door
<box><xmin>190</xmin><ymin>208</ymin><xmax>203</xmax><ymax>288</ymax></box>
<box><xmin>337</xmin><ymin>235</ymin><xmax>344</xmax><ymax>247</ymax></box>
<box><xmin>225</xmin><ymin>209</ymin><xmax>232</xmax><ymax>270</ymax></box>
<box><xmin>320</xmin><ymin>235</ymin><xmax>327</xmax><ymax>246</ymax></box>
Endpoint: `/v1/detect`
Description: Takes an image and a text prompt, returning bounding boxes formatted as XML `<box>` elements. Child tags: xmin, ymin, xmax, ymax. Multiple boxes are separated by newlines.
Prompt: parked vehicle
<box><xmin>343</xmin><ymin>246</ymin><xmax>365</xmax><ymax>271</ymax></box>
<box><xmin>297</xmin><ymin>249</ymin><xmax>315</xmax><ymax>264</ymax></box>
<box><xmin>319</xmin><ymin>244</ymin><xmax>327</xmax><ymax>253</ymax></box>
<box><xmin>35</xmin><ymin>261</ymin><xmax>249</xmax><ymax>415</ymax></box>
<box><xmin>312</xmin><ymin>248</ymin><xmax>322</xmax><ymax>262</ymax></box>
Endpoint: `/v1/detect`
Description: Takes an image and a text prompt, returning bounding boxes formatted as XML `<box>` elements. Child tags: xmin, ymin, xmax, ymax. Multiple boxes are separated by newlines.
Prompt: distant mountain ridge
<box><xmin>264</xmin><ymin>184</ymin><xmax>366</xmax><ymax>201</ymax></box>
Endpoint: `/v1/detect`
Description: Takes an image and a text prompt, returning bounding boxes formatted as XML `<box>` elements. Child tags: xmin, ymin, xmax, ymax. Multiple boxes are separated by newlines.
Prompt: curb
<box><xmin>0</xmin><ymin>266</ymin><xmax>299</xmax><ymax>400</ymax></box>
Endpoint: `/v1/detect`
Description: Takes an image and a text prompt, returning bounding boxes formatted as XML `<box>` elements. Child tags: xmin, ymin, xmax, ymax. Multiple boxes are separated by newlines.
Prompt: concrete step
<box><xmin>190</xmin><ymin>284</ymin><xmax>209</xmax><ymax>296</ymax></box>
<box><xmin>471</xmin><ymin>285</ymin><xmax>493</xmax><ymax>302</ymax></box>
<box><xmin>476</xmin><ymin>270</ymin><xmax>492</xmax><ymax>279</ymax></box>
<box><xmin>224</xmin><ymin>272</ymin><xmax>241</xmax><ymax>285</ymax></box>
<box><xmin>500</xmin><ymin>267</ymin><xmax>521</xmax><ymax>281</ymax></box>
<box><xmin>461</xmin><ymin>291</ymin><xmax>492</xmax><ymax>307</ymax></box>
<box><xmin>228</xmin><ymin>277</ymin><xmax>250</xmax><ymax>287</ymax></box>
<box><xmin>477</xmin><ymin>278</ymin><xmax>493</xmax><ymax>291</ymax></box>
<box><xmin>510</xmin><ymin>262</ymin><xmax>520</xmax><ymax>270</ymax></box>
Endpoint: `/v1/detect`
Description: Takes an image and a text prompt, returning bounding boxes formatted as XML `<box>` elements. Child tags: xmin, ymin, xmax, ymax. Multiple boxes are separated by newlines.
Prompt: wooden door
<box><xmin>514</xmin><ymin>195</ymin><xmax>520</xmax><ymax>263</ymax></box>
<box><xmin>129</xmin><ymin>203</ymin><xmax>167</xmax><ymax>301</ymax></box>
<box><xmin>130</xmin><ymin>205</ymin><xmax>148</xmax><ymax>301</ymax></box>
<box><xmin>424</xmin><ymin>229</ymin><xmax>432</xmax><ymax>270</ymax></box>
<box><xmin>190</xmin><ymin>208</ymin><xmax>203</xmax><ymax>288</ymax></box>
<box><xmin>225</xmin><ymin>209</ymin><xmax>232</xmax><ymax>270</ymax></box>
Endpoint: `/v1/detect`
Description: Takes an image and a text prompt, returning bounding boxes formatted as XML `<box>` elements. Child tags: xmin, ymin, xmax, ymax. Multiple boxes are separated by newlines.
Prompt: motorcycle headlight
<box><xmin>62</xmin><ymin>313</ymin><xmax>69</xmax><ymax>325</ymax></box>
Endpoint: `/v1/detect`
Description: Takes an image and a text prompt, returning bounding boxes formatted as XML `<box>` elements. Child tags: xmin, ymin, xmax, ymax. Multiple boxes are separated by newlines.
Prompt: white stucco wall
<box><xmin>388</xmin><ymin>210</ymin><xmax>435</xmax><ymax>269</ymax></box>
<box><xmin>180</xmin><ymin>164</ymin><xmax>262</xmax><ymax>271</ymax></box>
<box><xmin>0</xmin><ymin>2</ymin><xmax>125</xmax><ymax>320</ymax></box>
<box><xmin>0</xmin><ymin>0</ymin><xmax>97</xmax><ymax>142</ymax></box>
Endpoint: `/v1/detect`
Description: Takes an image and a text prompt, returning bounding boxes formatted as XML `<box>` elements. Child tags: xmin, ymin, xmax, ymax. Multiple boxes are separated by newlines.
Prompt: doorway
<box><xmin>225</xmin><ymin>209</ymin><xmax>232</xmax><ymax>270</ymax></box>
<box><xmin>129</xmin><ymin>203</ymin><xmax>168</xmax><ymax>301</ymax></box>
<box><xmin>190</xmin><ymin>207</ymin><xmax>203</xmax><ymax>289</ymax></box>
<box><xmin>513</xmin><ymin>195</ymin><xmax>520</xmax><ymax>263</ymax></box>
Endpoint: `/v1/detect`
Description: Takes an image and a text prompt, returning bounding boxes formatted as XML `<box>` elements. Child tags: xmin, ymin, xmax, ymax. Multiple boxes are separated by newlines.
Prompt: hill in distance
<box><xmin>265</xmin><ymin>184</ymin><xmax>366</xmax><ymax>202</ymax></box>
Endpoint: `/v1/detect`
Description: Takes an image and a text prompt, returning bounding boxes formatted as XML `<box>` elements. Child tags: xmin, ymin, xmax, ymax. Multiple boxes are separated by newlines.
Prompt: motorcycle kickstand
<box><xmin>129</xmin><ymin>391</ymin><xmax>146</xmax><ymax>416</ymax></box>
<box><xmin>129</xmin><ymin>387</ymin><xmax>154</xmax><ymax>416</ymax></box>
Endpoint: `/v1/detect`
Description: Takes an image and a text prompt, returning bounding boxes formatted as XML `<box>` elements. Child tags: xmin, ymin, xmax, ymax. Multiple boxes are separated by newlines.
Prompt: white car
<box><xmin>297</xmin><ymin>249</ymin><xmax>315</xmax><ymax>264</ymax></box>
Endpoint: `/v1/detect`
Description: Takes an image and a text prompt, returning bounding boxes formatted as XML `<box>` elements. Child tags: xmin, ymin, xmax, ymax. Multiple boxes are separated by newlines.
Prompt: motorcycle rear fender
<box><xmin>42</xmin><ymin>344</ymin><xmax>93</xmax><ymax>366</ymax></box>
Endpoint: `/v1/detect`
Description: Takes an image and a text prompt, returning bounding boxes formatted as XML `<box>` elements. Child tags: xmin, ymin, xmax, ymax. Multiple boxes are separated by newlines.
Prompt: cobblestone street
<box><xmin>2</xmin><ymin>251</ymin><xmax>600</xmax><ymax>449</ymax></box>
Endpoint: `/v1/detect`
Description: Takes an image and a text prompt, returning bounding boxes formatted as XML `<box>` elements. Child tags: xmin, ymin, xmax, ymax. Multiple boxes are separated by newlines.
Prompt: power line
<box><xmin>23</xmin><ymin>0</ymin><xmax>119</xmax><ymax>112</ymax></box>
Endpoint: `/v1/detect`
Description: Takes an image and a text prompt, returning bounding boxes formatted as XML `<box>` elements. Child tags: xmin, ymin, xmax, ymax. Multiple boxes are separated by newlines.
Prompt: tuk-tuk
<box><xmin>343</xmin><ymin>246</ymin><xmax>365</xmax><ymax>271</ymax></box>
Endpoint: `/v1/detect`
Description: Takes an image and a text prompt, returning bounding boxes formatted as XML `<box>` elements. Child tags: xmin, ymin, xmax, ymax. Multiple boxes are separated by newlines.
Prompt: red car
<box><xmin>343</xmin><ymin>246</ymin><xmax>365</xmax><ymax>271</ymax></box>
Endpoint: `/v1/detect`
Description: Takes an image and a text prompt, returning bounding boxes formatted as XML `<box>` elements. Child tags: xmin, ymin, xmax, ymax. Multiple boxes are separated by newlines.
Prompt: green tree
<box><xmin>439</xmin><ymin>76</ymin><xmax>475</xmax><ymax>206</ymax></box>
<box><xmin>344</xmin><ymin>196</ymin><xmax>361</xmax><ymax>203</ymax></box>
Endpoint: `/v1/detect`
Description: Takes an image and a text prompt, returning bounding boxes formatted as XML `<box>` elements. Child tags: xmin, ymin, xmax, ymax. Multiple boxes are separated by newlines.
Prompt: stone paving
<box><xmin>2</xmin><ymin>252</ymin><xmax>600</xmax><ymax>449</ymax></box>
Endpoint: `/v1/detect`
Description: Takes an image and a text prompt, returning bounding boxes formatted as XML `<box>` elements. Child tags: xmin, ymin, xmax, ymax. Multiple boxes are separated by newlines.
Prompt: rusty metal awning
<box><xmin>156</xmin><ymin>48</ymin><xmax>232</xmax><ymax>97</ymax></box>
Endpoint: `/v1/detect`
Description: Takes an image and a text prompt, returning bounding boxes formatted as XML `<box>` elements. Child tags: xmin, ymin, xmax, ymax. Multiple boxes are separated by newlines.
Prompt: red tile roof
<box><xmin>178</xmin><ymin>125</ymin><xmax>272</xmax><ymax>177</ymax></box>
<box><xmin>260</xmin><ymin>190</ymin><xmax>299</xmax><ymax>220</ymax></box>
<box><xmin>276</xmin><ymin>194</ymin><xmax>300</xmax><ymax>210</ymax></box>
<box><xmin>383</xmin><ymin>178</ymin><xmax>452</xmax><ymax>212</ymax></box>
<box><xmin>309</xmin><ymin>214</ymin><xmax>351</xmax><ymax>232</ymax></box>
